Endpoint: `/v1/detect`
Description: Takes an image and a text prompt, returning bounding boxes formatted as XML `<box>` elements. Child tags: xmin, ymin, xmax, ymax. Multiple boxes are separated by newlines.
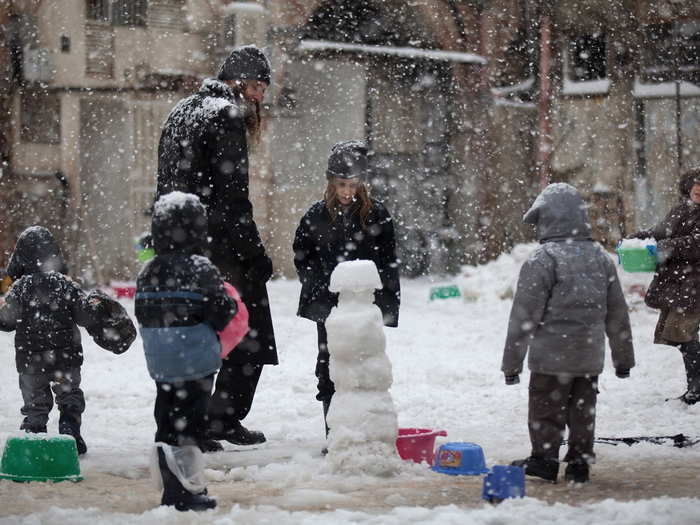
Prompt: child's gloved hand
<box><xmin>615</xmin><ymin>368</ymin><xmax>630</xmax><ymax>379</ymax></box>
<box><xmin>505</xmin><ymin>374</ymin><xmax>520</xmax><ymax>385</ymax></box>
<box><xmin>646</xmin><ymin>245</ymin><xmax>657</xmax><ymax>257</ymax></box>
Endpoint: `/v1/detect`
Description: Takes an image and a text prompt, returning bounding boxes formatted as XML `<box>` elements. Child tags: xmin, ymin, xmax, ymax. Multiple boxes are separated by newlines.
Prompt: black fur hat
<box><xmin>217</xmin><ymin>45</ymin><xmax>271</xmax><ymax>84</ymax></box>
<box><xmin>326</xmin><ymin>140</ymin><xmax>369</xmax><ymax>180</ymax></box>
<box><xmin>679</xmin><ymin>166</ymin><xmax>700</xmax><ymax>198</ymax></box>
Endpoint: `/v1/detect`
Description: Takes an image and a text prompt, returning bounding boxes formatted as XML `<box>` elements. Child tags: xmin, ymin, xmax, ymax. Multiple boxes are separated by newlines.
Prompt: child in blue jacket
<box><xmin>135</xmin><ymin>191</ymin><xmax>236</xmax><ymax>512</ymax></box>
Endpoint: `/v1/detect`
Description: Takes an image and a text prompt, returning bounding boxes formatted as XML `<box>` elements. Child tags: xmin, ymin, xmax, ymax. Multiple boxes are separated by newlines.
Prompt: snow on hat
<box><xmin>326</xmin><ymin>140</ymin><xmax>369</xmax><ymax>180</ymax></box>
<box><xmin>217</xmin><ymin>45</ymin><xmax>271</xmax><ymax>84</ymax></box>
<box><xmin>151</xmin><ymin>191</ymin><xmax>208</xmax><ymax>255</ymax></box>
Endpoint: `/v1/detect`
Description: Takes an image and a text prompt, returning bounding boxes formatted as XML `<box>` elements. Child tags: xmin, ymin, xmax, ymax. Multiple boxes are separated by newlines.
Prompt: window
<box><xmin>562</xmin><ymin>32</ymin><xmax>610</xmax><ymax>95</ymax></box>
<box><xmin>85</xmin><ymin>24</ymin><xmax>114</xmax><ymax>77</ymax></box>
<box><xmin>112</xmin><ymin>0</ymin><xmax>147</xmax><ymax>26</ymax></box>
<box><xmin>86</xmin><ymin>0</ymin><xmax>147</xmax><ymax>27</ymax></box>
<box><xmin>20</xmin><ymin>90</ymin><xmax>61</xmax><ymax>144</ymax></box>
<box><xmin>148</xmin><ymin>0</ymin><xmax>185</xmax><ymax>31</ymax></box>
<box><xmin>86</xmin><ymin>0</ymin><xmax>110</xmax><ymax>22</ymax></box>
<box><xmin>568</xmin><ymin>33</ymin><xmax>606</xmax><ymax>82</ymax></box>
<box><xmin>641</xmin><ymin>21</ymin><xmax>700</xmax><ymax>83</ymax></box>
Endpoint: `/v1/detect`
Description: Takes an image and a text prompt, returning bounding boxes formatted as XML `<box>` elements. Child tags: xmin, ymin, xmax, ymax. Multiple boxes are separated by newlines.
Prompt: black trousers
<box><xmin>154</xmin><ymin>374</ymin><xmax>214</xmax><ymax>447</ymax></box>
<box><xmin>315</xmin><ymin>323</ymin><xmax>335</xmax><ymax>403</ymax></box>
<box><xmin>207</xmin><ymin>362</ymin><xmax>263</xmax><ymax>435</ymax></box>
<box><xmin>528</xmin><ymin>373</ymin><xmax>598</xmax><ymax>464</ymax></box>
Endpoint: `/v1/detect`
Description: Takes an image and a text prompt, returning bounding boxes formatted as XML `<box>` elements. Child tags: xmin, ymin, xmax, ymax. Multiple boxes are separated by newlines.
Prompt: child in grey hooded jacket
<box><xmin>501</xmin><ymin>183</ymin><xmax>635</xmax><ymax>484</ymax></box>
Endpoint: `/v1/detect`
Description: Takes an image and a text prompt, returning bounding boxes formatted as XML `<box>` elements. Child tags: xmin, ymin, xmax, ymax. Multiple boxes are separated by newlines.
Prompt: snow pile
<box><xmin>457</xmin><ymin>243</ymin><xmax>538</xmax><ymax>301</ymax></box>
<box><xmin>2</xmin><ymin>244</ymin><xmax>700</xmax><ymax>522</ymax></box>
<box><xmin>325</xmin><ymin>260</ymin><xmax>400</xmax><ymax>476</ymax></box>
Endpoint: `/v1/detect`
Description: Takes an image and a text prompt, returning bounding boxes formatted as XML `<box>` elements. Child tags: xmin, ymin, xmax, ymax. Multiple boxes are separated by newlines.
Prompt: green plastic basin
<box><xmin>0</xmin><ymin>435</ymin><xmax>82</xmax><ymax>482</ymax></box>
<box><xmin>616</xmin><ymin>246</ymin><xmax>657</xmax><ymax>273</ymax></box>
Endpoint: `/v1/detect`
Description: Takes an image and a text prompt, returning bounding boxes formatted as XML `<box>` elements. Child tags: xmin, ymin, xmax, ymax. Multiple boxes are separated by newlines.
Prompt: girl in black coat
<box><xmin>293</xmin><ymin>141</ymin><xmax>401</xmax><ymax>435</ymax></box>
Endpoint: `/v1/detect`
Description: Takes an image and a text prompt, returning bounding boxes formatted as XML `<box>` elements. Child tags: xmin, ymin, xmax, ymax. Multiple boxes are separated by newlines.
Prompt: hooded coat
<box><xmin>293</xmin><ymin>199</ymin><xmax>400</xmax><ymax>326</ymax></box>
<box><xmin>0</xmin><ymin>227</ymin><xmax>89</xmax><ymax>374</ymax></box>
<box><xmin>636</xmin><ymin>172</ymin><xmax>700</xmax><ymax>313</ymax></box>
<box><xmin>501</xmin><ymin>183</ymin><xmax>635</xmax><ymax>377</ymax></box>
<box><xmin>156</xmin><ymin>78</ymin><xmax>277</xmax><ymax>365</ymax></box>
<box><xmin>135</xmin><ymin>192</ymin><xmax>237</xmax><ymax>382</ymax></box>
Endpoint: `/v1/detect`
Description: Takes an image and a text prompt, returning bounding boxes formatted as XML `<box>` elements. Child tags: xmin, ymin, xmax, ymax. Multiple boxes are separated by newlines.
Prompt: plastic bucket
<box><xmin>482</xmin><ymin>465</ymin><xmax>525</xmax><ymax>502</ymax></box>
<box><xmin>111</xmin><ymin>282</ymin><xmax>136</xmax><ymax>299</ymax></box>
<box><xmin>395</xmin><ymin>428</ymin><xmax>447</xmax><ymax>464</ymax></box>
<box><xmin>616</xmin><ymin>246</ymin><xmax>656</xmax><ymax>272</ymax></box>
<box><xmin>431</xmin><ymin>442</ymin><xmax>489</xmax><ymax>475</ymax></box>
<box><xmin>0</xmin><ymin>435</ymin><xmax>83</xmax><ymax>482</ymax></box>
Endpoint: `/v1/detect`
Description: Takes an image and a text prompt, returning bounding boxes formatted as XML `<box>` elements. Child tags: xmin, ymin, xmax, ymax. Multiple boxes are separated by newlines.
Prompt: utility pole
<box><xmin>0</xmin><ymin>1</ymin><xmax>16</xmax><ymax>269</ymax></box>
<box><xmin>536</xmin><ymin>11</ymin><xmax>552</xmax><ymax>190</ymax></box>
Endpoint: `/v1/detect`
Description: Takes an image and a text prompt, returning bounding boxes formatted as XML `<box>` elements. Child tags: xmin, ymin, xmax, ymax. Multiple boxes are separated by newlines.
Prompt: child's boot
<box><xmin>679</xmin><ymin>342</ymin><xmax>700</xmax><ymax>405</ymax></box>
<box><xmin>564</xmin><ymin>459</ymin><xmax>590</xmax><ymax>484</ymax></box>
<box><xmin>20</xmin><ymin>421</ymin><xmax>47</xmax><ymax>433</ymax></box>
<box><xmin>511</xmin><ymin>456</ymin><xmax>559</xmax><ymax>482</ymax></box>
<box><xmin>58</xmin><ymin>413</ymin><xmax>87</xmax><ymax>455</ymax></box>
<box><xmin>157</xmin><ymin>444</ymin><xmax>216</xmax><ymax>512</ymax></box>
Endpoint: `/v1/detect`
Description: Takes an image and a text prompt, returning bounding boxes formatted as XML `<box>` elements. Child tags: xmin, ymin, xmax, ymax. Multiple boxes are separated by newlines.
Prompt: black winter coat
<box><xmin>638</xmin><ymin>200</ymin><xmax>700</xmax><ymax>313</ymax></box>
<box><xmin>155</xmin><ymin>79</ymin><xmax>277</xmax><ymax>365</ymax></box>
<box><xmin>293</xmin><ymin>199</ymin><xmax>400</xmax><ymax>326</ymax></box>
<box><xmin>0</xmin><ymin>227</ymin><xmax>89</xmax><ymax>374</ymax></box>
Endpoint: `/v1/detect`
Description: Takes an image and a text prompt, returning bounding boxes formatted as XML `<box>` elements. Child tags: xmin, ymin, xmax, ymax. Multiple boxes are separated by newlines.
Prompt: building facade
<box><xmin>1</xmin><ymin>0</ymin><xmax>698</xmax><ymax>282</ymax></box>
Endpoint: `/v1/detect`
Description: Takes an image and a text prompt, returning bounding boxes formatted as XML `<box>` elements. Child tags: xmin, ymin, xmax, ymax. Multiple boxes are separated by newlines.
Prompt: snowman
<box><xmin>324</xmin><ymin>260</ymin><xmax>401</xmax><ymax>475</ymax></box>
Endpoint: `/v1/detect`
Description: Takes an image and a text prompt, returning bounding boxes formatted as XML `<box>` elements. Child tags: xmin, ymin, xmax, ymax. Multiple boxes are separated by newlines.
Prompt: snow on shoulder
<box><xmin>329</xmin><ymin>260</ymin><xmax>382</xmax><ymax>293</ymax></box>
<box><xmin>153</xmin><ymin>191</ymin><xmax>202</xmax><ymax>217</ymax></box>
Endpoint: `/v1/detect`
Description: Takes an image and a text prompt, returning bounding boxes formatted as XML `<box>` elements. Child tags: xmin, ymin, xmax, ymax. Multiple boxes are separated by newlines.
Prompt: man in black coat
<box><xmin>155</xmin><ymin>46</ymin><xmax>277</xmax><ymax>448</ymax></box>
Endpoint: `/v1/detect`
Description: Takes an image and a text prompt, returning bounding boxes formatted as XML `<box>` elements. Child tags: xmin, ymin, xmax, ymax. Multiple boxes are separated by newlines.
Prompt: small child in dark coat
<box><xmin>0</xmin><ymin>226</ymin><xmax>136</xmax><ymax>455</ymax></box>
<box><xmin>501</xmin><ymin>184</ymin><xmax>635</xmax><ymax>484</ymax></box>
<box><xmin>135</xmin><ymin>191</ymin><xmax>237</xmax><ymax>512</ymax></box>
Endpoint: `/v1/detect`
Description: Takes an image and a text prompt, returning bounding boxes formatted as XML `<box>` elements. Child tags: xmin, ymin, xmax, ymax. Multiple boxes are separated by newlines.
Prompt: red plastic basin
<box><xmin>112</xmin><ymin>284</ymin><xmax>136</xmax><ymax>299</ymax></box>
<box><xmin>396</xmin><ymin>428</ymin><xmax>447</xmax><ymax>465</ymax></box>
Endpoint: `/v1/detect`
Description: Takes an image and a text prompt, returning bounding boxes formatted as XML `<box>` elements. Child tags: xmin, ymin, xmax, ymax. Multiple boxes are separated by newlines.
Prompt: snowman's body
<box><xmin>325</xmin><ymin>260</ymin><xmax>400</xmax><ymax>475</ymax></box>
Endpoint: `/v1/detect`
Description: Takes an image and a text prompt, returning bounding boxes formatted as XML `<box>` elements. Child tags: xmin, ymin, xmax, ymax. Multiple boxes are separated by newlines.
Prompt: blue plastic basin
<box><xmin>431</xmin><ymin>442</ymin><xmax>489</xmax><ymax>475</ymax></box>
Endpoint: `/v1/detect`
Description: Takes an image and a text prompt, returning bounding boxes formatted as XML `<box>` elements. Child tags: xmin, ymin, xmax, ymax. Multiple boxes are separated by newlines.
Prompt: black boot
<box><xmin>58</xmin><ymin>413</ymin><xmax>87</xmax><ymax>455</ymax></box>
<box><xmin>679</xmin><ymin>342</ymin><xmax>700</xmax><ymax>404</ymax></box>
<box><xmin>322</xmin><ymin>399</ymin><xmax>331</xmax><ymax>438</ymax></box>
<box><xmin>221</xmin><ymin>420</ymin><xmax>266</xmax><ymax>446</ymax></box>
<box><xmin>564</xmin><ymin>460</ymin><xmax>590</xmax><ymax>484</ymax></box>
<box><xmin>198</xmin><ymin>439</ymin><xmax>224</xmax><ymax>453</ymax></box>
<box><xmin>158</xmin><ymin>447</ymin><xmax>216</xmax><ymax>512</ymax></box>
<box><xmin>20</xmin><ymin>422</ymin><xmax>47</xmax><ymax>433</ymax></box>
<box><xmin>511</xmin><ymin>456</ymin><xmax>559</xmax><ymax>482</ymax></box>
<box><xmin>321</xmin><ymin>399</ymin><xmax>331</xmax><ymax>456</ymax></box>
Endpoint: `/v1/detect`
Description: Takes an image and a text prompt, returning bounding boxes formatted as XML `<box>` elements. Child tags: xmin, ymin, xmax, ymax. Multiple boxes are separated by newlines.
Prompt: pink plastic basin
<box><xmin>396</xmin><ymin>428</ymin><xmax>448</xmax><ymax>465</ymax></box>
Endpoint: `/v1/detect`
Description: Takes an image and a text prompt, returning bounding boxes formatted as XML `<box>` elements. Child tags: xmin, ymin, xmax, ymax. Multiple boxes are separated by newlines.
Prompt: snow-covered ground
<box><xmin>2</xmin><ymin>244</ymin><xmax>700</xmax><ymax>524</ymax></box>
